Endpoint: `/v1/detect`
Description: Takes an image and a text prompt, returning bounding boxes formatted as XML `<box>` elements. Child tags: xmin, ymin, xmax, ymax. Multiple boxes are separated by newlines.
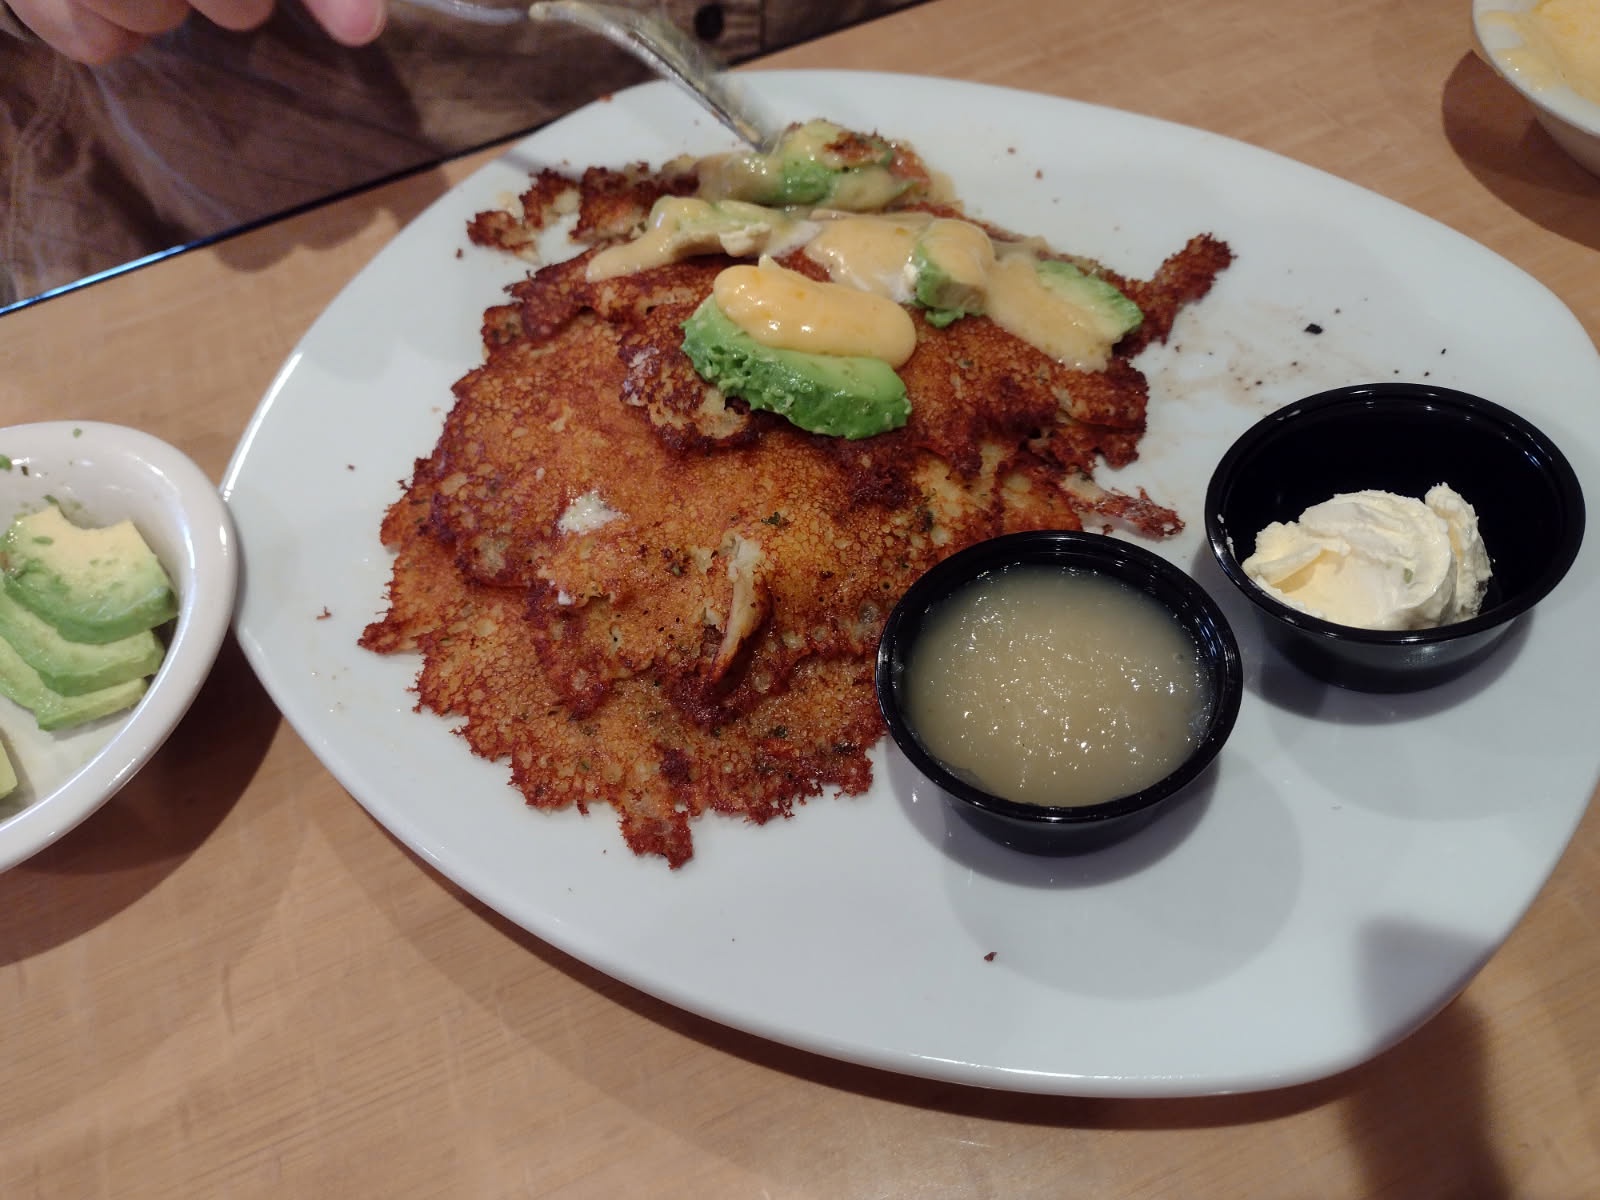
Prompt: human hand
<box><xmin>6</xmin><ymin>0</ymin><xmax>388</xmax><ymax>64</ymax></box>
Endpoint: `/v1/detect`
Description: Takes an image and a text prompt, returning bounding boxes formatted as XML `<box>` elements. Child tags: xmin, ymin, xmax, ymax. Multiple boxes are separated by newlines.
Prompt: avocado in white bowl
<box><xmin>0</xmin><ymin>422</ymin><xmax>236</xmax><ymax>871</ymax></box>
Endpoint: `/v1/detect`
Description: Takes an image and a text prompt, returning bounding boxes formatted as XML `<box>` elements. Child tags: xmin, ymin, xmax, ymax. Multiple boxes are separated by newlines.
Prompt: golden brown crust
<box><xmin>369</xmin><ymin>156</ymin><xmax>1232</xmax><ymax>866</ymax></box>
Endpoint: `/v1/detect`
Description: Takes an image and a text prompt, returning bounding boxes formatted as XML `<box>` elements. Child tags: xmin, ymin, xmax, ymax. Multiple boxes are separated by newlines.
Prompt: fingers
<box><xmin>76</xmin><ymin>0</ymin><xmax>191</xmax><ymax>35</ymax></box>
<box><xmin>5</xmin><ymin>0</ymin><xmax>154</xmax><ymax>62</ymax></box>
<box><xmin>7</xmin><ymin>0</ymin><xmax>386</xmax><ymax>63</ymax></box>
<box><xmin>299</xmin><ymin>0</ymin><xmax>385</xmax><ymax>44</ymax></box>
<box><xmin>187</xmin><ymin>0</ymin><xmax>276</xmax><ymax>32</ymax></box>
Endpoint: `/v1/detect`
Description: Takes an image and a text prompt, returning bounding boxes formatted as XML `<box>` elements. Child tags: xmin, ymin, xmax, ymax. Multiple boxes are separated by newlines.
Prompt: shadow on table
<box><xmin>0</xmin><ymin>635</ymin><xmax>278</xmax><ymax>965</ymax></box>
<box><xmin>0</xmin><ymin>153</ymin><xmax>472</xmax><ymax>322</ymax></box>
<box><xmin>1440</xmin><ymin>50</ymin><xmax>1600</xmax><ymax>249</ymax></box>
<box><xmin>204</xmin><ymin>157</ymin><xmax>467</xmax><ymax>282</ymax></box>
<box><xmin>374</xmin><ymin>836</ymin><xmax>1511</xmax><ymax>1200</ymax></box>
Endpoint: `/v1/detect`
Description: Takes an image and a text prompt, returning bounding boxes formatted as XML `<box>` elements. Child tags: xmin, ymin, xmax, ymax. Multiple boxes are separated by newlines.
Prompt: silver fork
<box><xmin>397</xmin><ymin>0</ymin><xmax>781</xmax><ymax>152</ymax></box>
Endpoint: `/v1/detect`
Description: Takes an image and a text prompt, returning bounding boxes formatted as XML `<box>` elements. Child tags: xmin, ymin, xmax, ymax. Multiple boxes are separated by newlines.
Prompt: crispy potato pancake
<box><xmin>363</xmin><ymin>148</ymin><xmax>1232</xmax><ymax>867</ymax></box>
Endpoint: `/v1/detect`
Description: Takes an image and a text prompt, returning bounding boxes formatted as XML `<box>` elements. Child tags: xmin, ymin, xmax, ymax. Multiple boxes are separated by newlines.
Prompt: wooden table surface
<box><xmin>3</xmin><ymin>0</ymin><xmax>1599</xmax><ymax>1194</ymax></box>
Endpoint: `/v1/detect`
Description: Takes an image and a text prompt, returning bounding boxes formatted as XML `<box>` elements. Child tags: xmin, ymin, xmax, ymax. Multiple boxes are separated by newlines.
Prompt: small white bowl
<box><xmin>0</xmin><ymin>422</ymin><xmax>236</xmax><ymax>872</ymax></box>
<box><xmin>1473</xmin><ymin>0</ymin><xmax>1600</xmax><ymax>176</ymax></box>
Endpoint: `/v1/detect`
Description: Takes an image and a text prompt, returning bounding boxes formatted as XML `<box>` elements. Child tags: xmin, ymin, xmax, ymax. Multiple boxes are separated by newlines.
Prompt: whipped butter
<box><xmin>1241</xmin><ymin>485</ymin><xmax>1492</xmax><ymax>630</ymax></box>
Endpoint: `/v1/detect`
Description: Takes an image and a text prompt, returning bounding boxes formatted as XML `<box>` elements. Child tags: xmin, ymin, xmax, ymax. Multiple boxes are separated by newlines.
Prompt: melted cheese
<box><xmin>696</xmin><ymin>120</ymin><xmax>906</xmax><ymax>211</ymax></box>
<box><xmin>824</xmin><ymin>168</ymin><xmax>912</xmax><ymax>212</ymax></box>
<box><xmin>711</xmin><ymin>256</ymin><xmax>918</xmax><ymax>366</ymax></box>
<box><xmin>586</xmin><ymin>148</ymin><xmax>1134</xmax><ymax>371</ymax></box>
<box><xmin>918</xmin><ymin>218</ymin><xmax>996</xmax><ymax>293</ymax></box>
<box><xmin>800</xmin><ymin>213</ymin><xmax>998</xmax><ymax>307</ymax></box>
<box><xmin>806</xmin><ymin>215</ymin><xmax>1119</xmax><ymax>367</ymax></box>
<box><xmin>698</xmin><ymin>120</ymin><xmax>840</xmax><ymax>202</ymax></box>
<box><xmin>586</xmin><ymin>198</ymin><xmax>808</xmax><ymax>281</ymax></box>
<box><xmin>803</xmin><ymin>212</ymin><xmax>930</xmax><ymax>302</ymax></box>
<box><xmin>983</xmin><ymin>250</ymin><xmax>1115</xmax><ymax>371</ymax></box>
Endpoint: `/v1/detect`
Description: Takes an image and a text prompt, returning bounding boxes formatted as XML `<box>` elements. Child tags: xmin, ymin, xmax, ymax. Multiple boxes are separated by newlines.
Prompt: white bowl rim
<box><xmin>1472</xmin><ymin>0</ymin><xmax>1600</xmax><ymax>137</ymax></box>
<box><xmin>0</xmin><ymin>420</ymin><xmax>237</xmax><ymax>872</ymax></box>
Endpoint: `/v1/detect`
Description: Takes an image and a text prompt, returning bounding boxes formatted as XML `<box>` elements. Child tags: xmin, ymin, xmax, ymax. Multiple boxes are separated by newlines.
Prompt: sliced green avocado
<box><xmin>911</xmin><ymin>239</ymin><xmax>985</xmax><ymax>328</ymax></box>
<box><xmin>772</xmin><ymin>155</ymin><xmax>843</xmax><ymax>207</ymax></box>
<box><xmin>0</xmin><ymin>585</ymin><xmax>164</xmax><ymax>696</ymax></box>
<box><xmin>712</xmin><ymin>120</ymin><xmax>911</xmax><ymax>211</ymax></box>
<box><xmin>0</xmin><ymin>632</ymin><xmax>146</xmax><ymax>731</ymax></box>
<box><xmin>1036</xmin><ymin>259</ymin><xmax>1143</xmax><ymax>341</ymax></box>
<box><xmin>1</xmin><ymin>505</ymin><xmax>177</xmax><ymax>645</ymax></box>
<box><xmin>681</xmin><ymin>297</ymin><xmax>911</xmax><ymax>439</ymax></box>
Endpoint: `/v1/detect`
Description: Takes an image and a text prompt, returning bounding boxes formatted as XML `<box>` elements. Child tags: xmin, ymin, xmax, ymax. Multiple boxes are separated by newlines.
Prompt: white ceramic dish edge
<box><xmin>0</xmin><ymin>421</ymin><xmax>237</xmax><ymax>872</ymax></box>
<box><xmin>1473</xmin><ymin>0</ymin><xmax>1600</xmax><ymax>176</ymax></box>
<box><xmin>223</xmin><ymin>71</ymin><xmax>1600</xmax><ymax>1097</ymax></box>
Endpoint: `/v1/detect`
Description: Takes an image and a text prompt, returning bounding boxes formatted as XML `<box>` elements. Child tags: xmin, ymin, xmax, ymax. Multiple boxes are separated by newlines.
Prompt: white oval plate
<box><xmin>0</xmin><ymin>421</ymin><xmax>237</xmax><ymax>871</ymax></box>
<box><xmin>224</xmin><ymin>73</ymin><xmax>1599</xmax><ymax>1097</ymax></box>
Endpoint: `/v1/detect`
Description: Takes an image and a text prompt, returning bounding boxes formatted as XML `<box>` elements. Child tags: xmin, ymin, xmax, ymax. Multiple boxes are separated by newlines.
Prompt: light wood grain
<box><xmin>3</xmin><ymin>0</ymin><xmax>1599</xmax><ymax>1195</ymax></box>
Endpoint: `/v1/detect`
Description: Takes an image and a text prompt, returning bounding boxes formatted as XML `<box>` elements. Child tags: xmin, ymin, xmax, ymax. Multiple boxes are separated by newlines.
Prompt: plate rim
<box><xmin>0</xmin><ymin>419</ymin><xmax>239</xmax><ymax>872</ymax></box>
<box><xmin>221</xmin><ymin>70</ymin><xmax>1600</xmax><ymax>1097</ymax></box>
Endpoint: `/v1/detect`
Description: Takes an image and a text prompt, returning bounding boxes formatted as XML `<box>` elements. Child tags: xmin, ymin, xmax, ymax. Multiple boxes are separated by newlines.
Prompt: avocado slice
<box><xmin>681</xmin><ymin>297</ymin><xmax>911</xmax><ymax>439</ymax></box>
<box><xmin>0</xmin><ymin>632</ymin><xmax>146</xmax><ymax>731</ymax></box>
<box><xmin>772</xmin><ymin>154</ymin><xmax>844</xmax><ymax>207</ymax></box>
<box><xmin>910</xmin><ymin>219</ymin><xmax>995</xmax><ymax>326</ymax></box>
<box><xmin>1035</xmin><ymin>259</ymin><xmax>1143</xmax><ymax>342</ymax></box>
<box><xmin>912</xmin><ymin>239</ymin><xmax>985</xmax><ymax>328</ymax></box>
<box><xmin>1</xmin><ymin>505</ymin><xmax>177</xmax><ymax>645</ymax></box>
<box><xmin>767</xmin><ymin>120</ymin><xmax>899</xmax><ymax>207</ymax></box>
<box><xmin>0</xmin><ymin>585</ymin><xmax>164</xmax><ymax>695</ymax></box>
<box><xmin>701</xmin><ymin>120</ymin><xmax>916</xmax><ymax>212</ymax></box>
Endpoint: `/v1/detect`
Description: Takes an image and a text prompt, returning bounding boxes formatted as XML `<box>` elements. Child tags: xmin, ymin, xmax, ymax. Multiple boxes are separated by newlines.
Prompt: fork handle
<box><xmin>527</xmin><ymin>1</ymin><xmax>778</xmax><ymax>151</ymax></box>
<box><xmin>397</xmin><ymin>0</ymin><xmax>525</xmax><ymax>25</ymax></box>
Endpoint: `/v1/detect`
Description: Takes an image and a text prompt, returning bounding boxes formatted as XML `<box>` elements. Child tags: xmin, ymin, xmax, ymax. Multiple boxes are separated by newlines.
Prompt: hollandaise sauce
<box><xmin>712</xmin><ymin>256</ymin><xmax>918</xmax><ymax>365</ymax></box>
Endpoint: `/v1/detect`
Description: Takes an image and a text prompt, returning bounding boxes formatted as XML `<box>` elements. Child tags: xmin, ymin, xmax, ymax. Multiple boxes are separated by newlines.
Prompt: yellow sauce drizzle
<box><xmin>587</xmin><ymin>198</ymin><xmax>804</xmax><ymax>281</ymax></box>
<box><xmin>918</xmin><ymin>218</ymin><xmax>997</xmax><ymax>295</ymax></box>
<box><xmin>803</xmin><ymin>213</ymin><xmax>931</xmax><ymax>302</ymax></box>
<box><xmin>711</xmin><ymin>257</ymin><xmax>918</xmax><ymax>366</ymax></box>
<box><xmin>983</xmin><ymin>251</ymin><xmax>1115</xmax><ymax>372</ymax></box>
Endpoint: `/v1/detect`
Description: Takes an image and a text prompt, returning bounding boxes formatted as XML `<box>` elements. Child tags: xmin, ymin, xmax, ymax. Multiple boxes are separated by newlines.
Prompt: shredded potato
<box><xmin>362</xmin><ymin>142</ymin><xmax>1233</xmax><ymax>866</ymax></box>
